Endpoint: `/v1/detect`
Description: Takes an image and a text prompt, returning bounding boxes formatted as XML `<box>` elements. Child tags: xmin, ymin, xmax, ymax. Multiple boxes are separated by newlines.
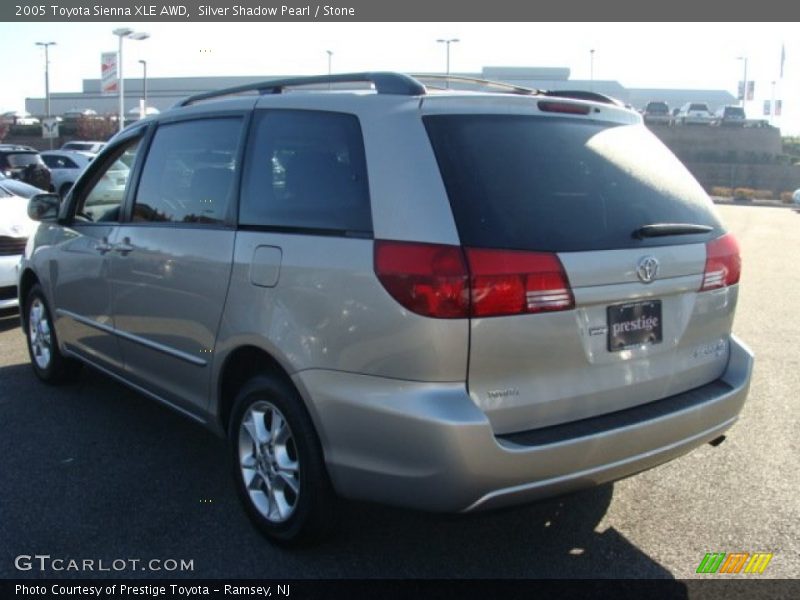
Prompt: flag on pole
<box><xmin>101</xmin><ymin>52</ymin><xmax>118</xmax><ymax>94</ymax></box>
<box><xmin>780</xmin><ymin>43</ymin><xmax>785</xmax><ymax>79</ymax></box>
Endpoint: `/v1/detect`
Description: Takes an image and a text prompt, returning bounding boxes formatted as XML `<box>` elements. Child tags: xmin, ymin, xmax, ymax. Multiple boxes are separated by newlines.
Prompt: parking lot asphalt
<box><xmin>0</xmin><ymin>204</ymin><xmax>797</xmax><ymax>580</ymax></box>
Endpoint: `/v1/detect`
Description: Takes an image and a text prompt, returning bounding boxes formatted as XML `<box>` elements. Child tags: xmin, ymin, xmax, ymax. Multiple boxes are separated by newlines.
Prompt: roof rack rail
<box><xmin>542</xmin><ymin>90</ymin><xmax>625</xmax><ymax>107</ymax></box>
<box><xmin>411</xmin><ymin>74</ymin><xmax>541</xmax><ymax>96</ymax></box>
<box><xmin>175</xmin><ymin>72</ymin><xmax>427</xmax><ymax>107</ymax></box>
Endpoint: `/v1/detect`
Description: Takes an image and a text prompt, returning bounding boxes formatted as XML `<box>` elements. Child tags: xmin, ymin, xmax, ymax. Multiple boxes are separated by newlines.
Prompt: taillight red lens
<box><xmin>466</xmin><ymin>248</ymin><xmax>574</xmax><ymax>317</ymax></box>
<box><xmin>375</xmin><ymin>241</ymin><xmax>575</xmax><ymax>319</ymax></box>
<box><xmin>701</xmin><ymin>233</ymin><xmax>741</xmax><ymax>291</ymax></box>
<box><xmin>374</xmin><ymin>240</ymin><xmax>469</xmax><ymax>318</ymax></box>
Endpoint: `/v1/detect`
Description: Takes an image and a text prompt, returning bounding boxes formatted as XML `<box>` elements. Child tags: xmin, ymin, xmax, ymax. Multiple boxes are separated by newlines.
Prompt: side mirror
<box><xmin>28</xmin><ymin>193</ymin><xmax>61</xmax><ymax>222</ymax></box>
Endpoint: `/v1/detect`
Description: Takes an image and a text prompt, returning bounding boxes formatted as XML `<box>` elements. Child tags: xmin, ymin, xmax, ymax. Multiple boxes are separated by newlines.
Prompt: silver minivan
<box><xmin>18</xmin><ymin>73</ymin><xmax>753</xmax><ymax>544</ymax></box>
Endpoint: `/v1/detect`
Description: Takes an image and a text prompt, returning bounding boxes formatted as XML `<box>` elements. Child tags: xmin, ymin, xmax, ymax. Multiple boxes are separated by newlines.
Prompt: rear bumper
<box><xmin>294</xmin><ymin>335</ymin><xmax>754</xmax><ymax>512</ymax></box>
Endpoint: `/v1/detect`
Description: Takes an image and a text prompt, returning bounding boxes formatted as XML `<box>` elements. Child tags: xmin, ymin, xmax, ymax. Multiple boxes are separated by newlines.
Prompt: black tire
<box><xmin>24</xmin><ymin>283</ymin><xmax>81</xmax><ymax>384</ymax></box>
<box><xmin>228</xmin><ymin>375</ymin><xmax>335</xmax><ymax>544</ymax></box>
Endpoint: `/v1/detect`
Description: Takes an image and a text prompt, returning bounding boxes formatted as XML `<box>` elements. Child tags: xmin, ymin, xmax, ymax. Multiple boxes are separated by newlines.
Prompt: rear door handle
<box><xmin>95</xmin><ymin>238</ymin><xmax>113</xmax><ymax>254</ymax></box>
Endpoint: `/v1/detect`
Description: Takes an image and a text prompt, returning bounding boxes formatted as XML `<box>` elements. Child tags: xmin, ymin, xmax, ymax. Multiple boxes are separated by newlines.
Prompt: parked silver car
<box><xmin>18</xmin><ymin>73</ymin><xmax>753</xmax><ymax>544</ymax></box>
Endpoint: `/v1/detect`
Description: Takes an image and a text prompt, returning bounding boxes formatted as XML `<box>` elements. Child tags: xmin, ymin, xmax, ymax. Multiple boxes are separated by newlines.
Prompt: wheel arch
<box><xmin>216</xmin><ymin>344</ymin><xmax>311</xmax><ymax>439</ymax></box>
<box><xmin>18</xmin><ymin>269</ymin><xmax>40</xmax><ymax>332</ymax></box>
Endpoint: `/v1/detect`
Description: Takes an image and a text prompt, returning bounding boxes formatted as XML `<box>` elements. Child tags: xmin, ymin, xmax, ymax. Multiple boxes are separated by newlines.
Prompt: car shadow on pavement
<box><xmin>0</xmin><ymin>308</ymin><xmax>20</xmax><ymax>333</ymax></box>
<box><xmin>0</xmin><ymin>364</ymin><xmax>685</xmax><ymax>587</ymax></box>
<box><xmin>308</xmin><ymin>487</ymin><xmax>685</xmax><ymax>581</ymax></box>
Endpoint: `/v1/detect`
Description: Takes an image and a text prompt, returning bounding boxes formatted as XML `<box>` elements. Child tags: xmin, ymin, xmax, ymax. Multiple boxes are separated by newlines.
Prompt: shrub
<box><xmin>711</xmin><ymin>186</ymin><xmax>733</xmax><ymax>197</ymax></box>
<box><xmin>733</xmin><ymin>188</ymin><xmax>774</xmax><ymax>201</ymax></box>
<box><xmin>75</xmin><ymin>116</ymin><xmax>116</xmax><ymax>141</ymax></box>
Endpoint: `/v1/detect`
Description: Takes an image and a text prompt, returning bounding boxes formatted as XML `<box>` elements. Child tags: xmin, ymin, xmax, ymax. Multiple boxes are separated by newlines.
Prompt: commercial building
<box><xmin>25</xmin><ymin>66</ymin><xmax>738</xmax><ymax>117</ymax></box>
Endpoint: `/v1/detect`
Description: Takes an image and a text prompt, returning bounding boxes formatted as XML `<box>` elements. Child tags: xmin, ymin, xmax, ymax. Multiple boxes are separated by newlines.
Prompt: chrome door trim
<box><xmin>56</xmin><ymin>308</ymin><xmax>208</xmax><ymax>367</ymax></box>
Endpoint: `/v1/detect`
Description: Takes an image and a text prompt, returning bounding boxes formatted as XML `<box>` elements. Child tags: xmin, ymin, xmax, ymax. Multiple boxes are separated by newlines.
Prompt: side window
<box><xmin>43</xmin><ymin>155</ymin><xmax>78</xmax><ymax>169</ymax></box>
<box><xmin>240</xmin><ymin>110</ymin><xmax>372</xmax><ymax>234</ymax></box>
<box><xmin>75</xmin><ymin>139</ymin><xmax>141</xmax><ymax>223</ymax></box>
<box><xmin>132</xmin><ymin>118</ymin><xmax>243</xmax><ymax>225</ymax></box>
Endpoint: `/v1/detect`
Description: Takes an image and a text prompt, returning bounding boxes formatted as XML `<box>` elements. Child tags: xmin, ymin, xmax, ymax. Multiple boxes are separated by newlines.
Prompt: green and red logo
<box><xmin>696</xmin><ymin>552</ymin><xmax>773</xmax><ymax>574</ymax></box>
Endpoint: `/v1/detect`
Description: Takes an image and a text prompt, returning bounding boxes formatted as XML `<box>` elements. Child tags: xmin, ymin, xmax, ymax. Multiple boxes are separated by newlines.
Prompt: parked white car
<box><xmin>40</xmin><ymin>150</ymin><xmax>92</xmax><ymax>198</ymax></box>
<box><xmin>0</xmin><ymin>181</ymin><xmax>38</xmax><ymax>309</ymax></box>
<box><xmin>60</xmin><ymin>140</ymin><xmax>106</xmax><ymax>155</ymax></box>
<box><xmin>677</xmin><ymin>102</ymin><xmax>713</xmax><ymax>125</ymax></box>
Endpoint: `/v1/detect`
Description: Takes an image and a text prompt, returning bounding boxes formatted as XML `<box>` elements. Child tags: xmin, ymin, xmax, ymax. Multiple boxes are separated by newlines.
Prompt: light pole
<box><xmin>113</xmin><ymin>28</ymin><xmax>149</xmax><ymax>131</ymax></box>
<box><xmin>590</xmin><ymin>48</ymin><xmax>595</xmax><ymax>91</ymax></box>
<box><xmin>736</xmin><ymin>56</ymin><xmax>748</xmax><ymax>109</ymax></box>
<box><xmin>35</xmin><ymin>41</ymin><xmax>56</xmax><ymax>149</ymax></box>
<box><xmin>139</xmin><ymin>59</ymin><xmax>148</xmax><ymax>118</ymax></box>
<box><xmin>436</xmin><ymin>38</ymin><xmax>459</xmax><ymax>87</ymax></box>
<box><xmin>326</xmin><ymin>50</ymin><xmax>333</xmax><ymax>89</ymax></box>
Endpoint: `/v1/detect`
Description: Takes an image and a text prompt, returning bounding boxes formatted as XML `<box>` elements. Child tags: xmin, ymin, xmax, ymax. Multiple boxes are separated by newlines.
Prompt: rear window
<box><xmin>6</xmin><ymin>153</ymin><xmax>43</xmax><ymax>168</ymax></box>
<box><xmin>423</xmin><ymin>115</ymin><xmax>722</xmax><ymax>252</ymax></box>
<box><xmin>689</xmin><ymin>104</ymin><xmax>708</xmax><ymax>111</ymax></box>
<box><xmin>646</xmin><ymin>102</ymin><xmax>668</xmax><ymax>114</ymax></box>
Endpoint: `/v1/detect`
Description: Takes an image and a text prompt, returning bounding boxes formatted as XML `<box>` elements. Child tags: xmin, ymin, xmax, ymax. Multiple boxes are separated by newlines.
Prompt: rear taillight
<box><xmin>466</xmin><ymin>248</ymin><xmax>574</xmax><ymax>317</ymax></box>
<box><xmin>701</xmin><ymin>233</ymin><xmax>741</xmax><ymax>291</ymax></box>
<box><xmin>374</xmin><ymin>241</ymin><xmax>574</xmax><ymax>319</ymax></box>
<box><xmin>374</xmin><ymin>241</ymin><xmax>469</xmax><ymax>318</ymax></box>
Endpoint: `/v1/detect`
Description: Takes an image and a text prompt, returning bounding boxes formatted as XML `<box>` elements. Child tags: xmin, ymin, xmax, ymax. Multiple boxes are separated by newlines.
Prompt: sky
<box><xmin>0</xmin><ymin>21</ymin><xmax>797</xmax><ymax>134</ymax></box>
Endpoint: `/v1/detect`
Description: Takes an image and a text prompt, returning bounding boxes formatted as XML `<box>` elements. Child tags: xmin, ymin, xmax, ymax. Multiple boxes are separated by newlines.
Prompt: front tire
<box><xmin>229</xmin><ymin>375</ymin><xmax>335</xmax><ymax>544</ymax></box>
<box><xmin>24</xmin><ymin>284</ymin><xmax>80</xmax><ymax>384</ymax></box>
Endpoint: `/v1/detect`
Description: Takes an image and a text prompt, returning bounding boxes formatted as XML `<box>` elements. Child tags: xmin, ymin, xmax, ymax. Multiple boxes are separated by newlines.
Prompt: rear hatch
<box><xmin>423</xmin><ymin>106</ymin><xmax>740</xmax><ymax>434</ymax></box>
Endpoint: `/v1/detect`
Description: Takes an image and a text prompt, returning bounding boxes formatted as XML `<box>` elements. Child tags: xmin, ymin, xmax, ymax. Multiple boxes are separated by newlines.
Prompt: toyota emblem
<box><xmin>637</xmin><ymin>256</ymin><xmax>659</xmax><ymax>283</ymax></box>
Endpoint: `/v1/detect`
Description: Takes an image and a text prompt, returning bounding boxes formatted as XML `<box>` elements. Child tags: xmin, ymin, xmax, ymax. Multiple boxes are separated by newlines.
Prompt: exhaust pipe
<box><xmin>708</xmin><ymin>435</ymin><xmax>726</xmax><ymax>447</ymax></box>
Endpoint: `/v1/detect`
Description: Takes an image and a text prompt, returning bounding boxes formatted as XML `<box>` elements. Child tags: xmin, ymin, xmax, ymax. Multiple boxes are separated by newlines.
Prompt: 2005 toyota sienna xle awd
<box><xmin>18</xmin><ymin>73</ymin><xmax>754</xmax><ymax>543</ymax></box>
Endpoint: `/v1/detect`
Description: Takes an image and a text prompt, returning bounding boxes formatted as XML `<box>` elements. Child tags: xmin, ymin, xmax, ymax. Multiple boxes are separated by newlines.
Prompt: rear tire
<box><xmin>228</xmin><ymin>375</ymin><xmax>335</xmax><ymax>545</ymax></box>
<box><xmin>24</xmin><ymin>284</ymin><xmax>81</xmax><ymax>384</ymax></box>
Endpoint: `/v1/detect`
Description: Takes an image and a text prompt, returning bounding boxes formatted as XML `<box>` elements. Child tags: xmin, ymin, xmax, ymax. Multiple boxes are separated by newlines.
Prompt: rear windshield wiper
<box><xmin>633</xmin><ymin>223</ymin><xmax>714</xmax><ymax>239</ymax></box>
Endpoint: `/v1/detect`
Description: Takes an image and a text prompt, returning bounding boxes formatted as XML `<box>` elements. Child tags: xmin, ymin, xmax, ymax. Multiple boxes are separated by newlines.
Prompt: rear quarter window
<box><xmin>239</xmin><ymin>110</ymin><xmax>372</xmax><ymax>236</ymax></box>
<box><xmin>423</xmin><ymin>115</ymin><xmax>722</xmax><ymax>252</ymax></box>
